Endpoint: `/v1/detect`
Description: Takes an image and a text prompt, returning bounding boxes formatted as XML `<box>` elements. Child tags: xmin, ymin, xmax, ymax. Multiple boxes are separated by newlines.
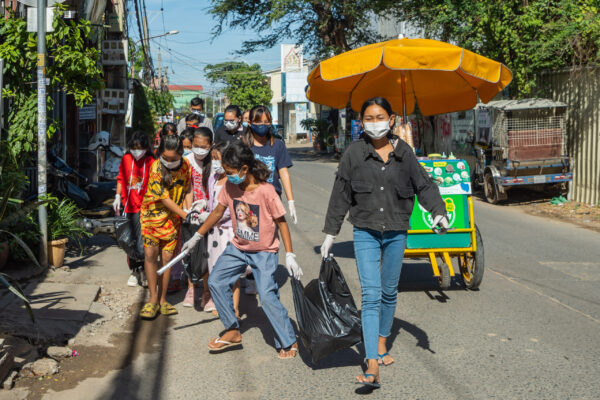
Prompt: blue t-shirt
<box><xmin>252</xmin><ymin>139</ymin><xmax>293</xmax><ymax>195</ymax></box>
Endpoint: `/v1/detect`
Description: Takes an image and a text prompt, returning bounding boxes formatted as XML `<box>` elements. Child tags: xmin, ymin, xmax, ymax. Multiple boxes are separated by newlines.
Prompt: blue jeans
<box><xmin>208</xmin><ymin>243</ymin><xmax>296</xmax><ymax>349</ymax></box>
<box><xmin>353</xmin><ymin>227</ymin><xmax>407</xmax><ymax>360</ymax></box>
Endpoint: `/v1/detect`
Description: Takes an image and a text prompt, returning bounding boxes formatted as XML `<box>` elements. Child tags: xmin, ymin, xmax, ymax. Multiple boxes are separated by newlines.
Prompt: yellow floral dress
<box><xmin>140</xmin><ymin>158</ymin><xmax>191</xmax><ymax>252</ymax></box>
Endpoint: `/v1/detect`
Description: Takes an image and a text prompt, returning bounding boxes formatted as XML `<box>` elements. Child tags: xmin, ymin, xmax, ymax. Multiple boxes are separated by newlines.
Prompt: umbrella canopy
<box><xmin>306</xmin><ymin>38</ymin><xmax>513</xmax><ymax>117</ymax></box>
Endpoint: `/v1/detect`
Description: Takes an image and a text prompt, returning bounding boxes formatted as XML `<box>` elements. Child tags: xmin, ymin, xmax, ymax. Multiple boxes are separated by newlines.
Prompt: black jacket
<box><xmin>323</xmin><ymin>138</ymin><xmax>445</xmax><ymax>235</ymax></box>
<box><xmin>213</xmin><ymin>125</ymin><xmax>248</xmax><ymax>144</ymax></box>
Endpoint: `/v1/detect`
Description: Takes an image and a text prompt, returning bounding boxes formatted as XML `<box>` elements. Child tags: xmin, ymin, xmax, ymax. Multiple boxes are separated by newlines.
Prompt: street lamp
<box><xmin>134</xmin><ymin>30</ymin><xmax>179</xmax><ymax>45</ymax></box>
<box><xmin>132</xmin><ymin>30</ymin><xmax>179</xmax><ymax>82</ymax></box>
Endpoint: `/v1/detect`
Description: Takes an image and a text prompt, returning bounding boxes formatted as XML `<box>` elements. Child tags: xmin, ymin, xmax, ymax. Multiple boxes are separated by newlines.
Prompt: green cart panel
<box><xmin>407</xmin><ymin>159</ymin><xmax>472</xmax><ymax>249</ymax></box>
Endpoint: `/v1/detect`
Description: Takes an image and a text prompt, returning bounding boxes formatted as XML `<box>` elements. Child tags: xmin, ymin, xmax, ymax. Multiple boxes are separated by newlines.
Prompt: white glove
<box><xmin>112</xmin><ymin>194</ymin><xmax>121</xmax><ymax>216</ymax></box>
<box><xmin>191</xmin><ymin>199</ymin><xmax>207</xmax><ymax>213</ymax></box>
<box><xmin>285</xmin><ymin>252</ymin><xmax>303</xmax><ymax>279</ymax></box>
<box><xmin>181</xmin><ymin>232</ymin><xmax>203</xmax><ymax>253</ymax></box>
<box><xmin>432</xmin><ymin>214</ymin><xmax>449</xmax><ymax>235</ymax></box>
<box><xmin>288</xmin><ymin>200</ymin><xmax>298</xmax><ymax>224</ymax></box>
<box><xmin>320</xmin><ymin>234</ymin><xmax>336</xmax><ymax>258</ymax></box>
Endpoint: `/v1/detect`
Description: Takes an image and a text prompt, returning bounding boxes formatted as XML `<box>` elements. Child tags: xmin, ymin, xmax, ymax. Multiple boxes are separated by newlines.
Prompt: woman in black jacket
<box><xmin>321</xmin><ymin>97</ymin><xmax>448</xmax><ymax>388</ymax></box>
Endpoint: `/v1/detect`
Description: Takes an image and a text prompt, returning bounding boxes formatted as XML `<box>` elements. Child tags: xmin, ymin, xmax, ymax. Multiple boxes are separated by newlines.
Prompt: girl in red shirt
<box><xmin>114</xmin><ymin>131</ymin><xmax>155</xmax><ymax>287</ymax></box>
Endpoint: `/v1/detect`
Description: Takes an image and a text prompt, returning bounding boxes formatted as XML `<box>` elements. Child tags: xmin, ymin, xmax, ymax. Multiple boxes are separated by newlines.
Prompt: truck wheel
<box><xmin>459</xmin><ymin>225</ymin><xmax>485</xmax><ymax>290</ymax></box>
<box><xmin>438</xmin><ymin>262</ymin><xmax>451</xmax><ymax>289</ymax></box>
<box><xmin>484</xmin><ymin>173</ymin><xmax>499</xmax><ymax>204</ymax></box>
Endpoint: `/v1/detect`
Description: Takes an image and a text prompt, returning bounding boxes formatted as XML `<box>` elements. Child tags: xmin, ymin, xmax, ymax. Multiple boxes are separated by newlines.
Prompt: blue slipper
<box><xmin>355</xmin><ymin>374</ymin><xmax>381</xmax><ymax>388</ymax></box>
<box><xmin>378</xmin><ymin>352</ymin><xmax>394</xmax><ymax>366</ymax></box>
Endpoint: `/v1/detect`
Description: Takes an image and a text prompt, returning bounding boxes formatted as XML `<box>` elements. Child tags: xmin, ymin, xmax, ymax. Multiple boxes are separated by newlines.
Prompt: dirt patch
<box><xmin>13</xmin><ymin>302</ymin><xmax>173</xmax><ymax>400</ymax></box>
<box><xmin>521</xmin><ymin>201</ymin><xmax>600</xmax><ymax>233</ymax></box>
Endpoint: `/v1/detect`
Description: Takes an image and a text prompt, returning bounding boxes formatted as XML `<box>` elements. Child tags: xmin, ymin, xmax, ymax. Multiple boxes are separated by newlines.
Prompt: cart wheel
<box><xmin>459</xmin><ymin>225</ymin><xmax>485</xmax><ymax>290</ymax></box>
<box><xmin>484</xmin><ymin>173</ymin><xmax>499</xmax><ymax>204</ymax></box>
<box><xmin>438</xmin><ymin>262</ymin><xmax>451</xmax><ymax>289</ymax></box>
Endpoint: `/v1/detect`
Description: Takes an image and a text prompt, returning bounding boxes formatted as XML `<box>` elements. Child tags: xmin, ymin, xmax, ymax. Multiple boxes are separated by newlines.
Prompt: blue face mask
<box><xmin>227</xmin><ymin>169</ymin><xmax>246</xmax><ymax>185</ymax></box>
<box><xmin>251</xmin><ymin>124</ymin><xmax>270</xmax><ymax>137</ymax></box>
<box><xmin>242</xmin><ymin>121</ymin><xmax>249</xmax><ymax>128</ymax></box>
<box><xmin>183</xmin><ymin>149</ymin><xmax>192</xmax><ymax>157</ymax></box>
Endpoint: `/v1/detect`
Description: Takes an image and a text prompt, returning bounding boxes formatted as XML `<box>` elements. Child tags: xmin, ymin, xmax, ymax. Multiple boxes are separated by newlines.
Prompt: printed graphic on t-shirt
<box><xmin>254</xmin><ymin>154</ymin><xmax>275</xmax><ymax>183</ymax></box>
<box><xmin>234</xmin><ymin>200</ymin><xmax>260</xmax><ymax>242</ymax></box>
<box><xmin>128</xmin><ymin>175</ymin><xmax>144</xmax><ymax>192</ymax></box>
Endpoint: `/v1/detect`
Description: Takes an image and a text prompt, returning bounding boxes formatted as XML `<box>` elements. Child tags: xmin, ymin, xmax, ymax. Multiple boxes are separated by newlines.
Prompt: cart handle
<box><xmin>408</xmin><ymin>228</ymin><xmax>469</xmax><ymax>234</ymax></box>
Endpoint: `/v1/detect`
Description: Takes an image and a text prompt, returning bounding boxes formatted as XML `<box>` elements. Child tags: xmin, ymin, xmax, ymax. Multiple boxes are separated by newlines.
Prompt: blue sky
<box><xmin>131</xmin><ymin>1</ymin><xmax>287</xmax><ymax>91</ymax></box>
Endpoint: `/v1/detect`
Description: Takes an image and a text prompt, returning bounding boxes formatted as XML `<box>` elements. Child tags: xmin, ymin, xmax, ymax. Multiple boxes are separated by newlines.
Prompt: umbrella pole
<box><xmin>401</xmin><ymin>72</ymin><xmax>407</xmax><ymax>123</ymax></box>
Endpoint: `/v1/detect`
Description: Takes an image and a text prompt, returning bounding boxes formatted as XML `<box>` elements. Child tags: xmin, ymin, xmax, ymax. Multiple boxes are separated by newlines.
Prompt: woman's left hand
<box><xmin>432</xmin><ymin>214</ymin><xmax>449</xmax><ymax>234</ymax></box>
<box><xmin>288</xmin><ymin>200</ymin><xmax>298</xmax><ymax>224</ymax></box>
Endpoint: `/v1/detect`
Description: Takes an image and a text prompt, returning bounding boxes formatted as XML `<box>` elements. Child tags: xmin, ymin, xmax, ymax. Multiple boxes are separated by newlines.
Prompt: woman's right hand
<box><xmin>320</xmin><ymin>234</ymin><xmax>336</xmax><ymax>258</ymax></box>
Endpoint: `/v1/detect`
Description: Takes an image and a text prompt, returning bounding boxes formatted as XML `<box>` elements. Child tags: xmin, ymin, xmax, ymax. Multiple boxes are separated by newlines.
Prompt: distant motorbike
<box><xmin>45</xmin><ymin>149</ymin><xmax>118</xmax><ymax>235</ymax></box>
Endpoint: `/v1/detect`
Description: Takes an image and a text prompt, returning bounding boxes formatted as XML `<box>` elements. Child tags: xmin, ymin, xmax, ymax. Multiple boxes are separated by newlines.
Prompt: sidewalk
<box><xmin>0</xmin><ymin>235</ymin><xmax>145</xmax><ymax>399</ymax></box>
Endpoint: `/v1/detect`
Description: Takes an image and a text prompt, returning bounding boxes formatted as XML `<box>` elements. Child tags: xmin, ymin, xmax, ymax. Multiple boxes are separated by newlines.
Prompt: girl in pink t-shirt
<box><xmin>181</xmin><ymin>141</ymin><xmax>303</xmax><ymax>359</ymax></box>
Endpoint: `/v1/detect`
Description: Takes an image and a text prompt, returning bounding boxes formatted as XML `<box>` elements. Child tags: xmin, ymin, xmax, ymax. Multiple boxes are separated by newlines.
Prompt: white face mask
<box><xmin>160</xmin><ymin>156</ymin><xmax>181</xmax><ymax>170</ymax></box>
<box><xmin>211</xmin><ymin>160</ymin><xmax>225</xmax><ymax>175</ymax></box>
<box><xmin>192</xmin><ymin>147</ymin><xmax>209</xmax><ymax>160</ymax></box>
<box><xmin>224</xmin><ymin>120</ymin><xmax>238</xmax><ymax>132</ymax></box>
<box><xmin>130</xmin><ymin>149</ymin><xmax>145</xmax><ymax>160</ymax></box>
<box><xmin>363</xmin><ymin>120</ymin><xmax>391</xmax><ymax>139</ymax></box>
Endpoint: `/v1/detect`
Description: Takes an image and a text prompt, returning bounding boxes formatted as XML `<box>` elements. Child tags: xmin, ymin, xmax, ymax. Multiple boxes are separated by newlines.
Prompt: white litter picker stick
<box><xmin>157</xmin><ymin>248</ymin><xmax>190</xmax><ymax>276</ymax></box>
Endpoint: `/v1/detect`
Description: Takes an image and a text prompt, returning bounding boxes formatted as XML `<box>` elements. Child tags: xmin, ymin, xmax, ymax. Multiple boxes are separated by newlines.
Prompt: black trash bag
<box><xmin>291</xmin><ymin>256</ymin><xmax>362</xmax><ymax>364</ymax></box>
<box><xmin>114</xmin><ymin>216</ymin><xmax>144</xmax><ymax>261</ymax></box>
<box><xmin>181</xmin><ymin>211</ymin><xmax>208</xmax><ymax>284</ymax></box>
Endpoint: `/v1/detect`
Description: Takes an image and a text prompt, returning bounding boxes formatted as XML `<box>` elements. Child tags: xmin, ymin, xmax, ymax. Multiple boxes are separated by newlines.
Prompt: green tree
<box><xmin>144</xmin><ymin>87</ymin><xmax>174</xmax><ymax>117</ymax></box>
<box><xmin>393</xmin><ymin>0</ymin><xmax>600</xmax><ymax>97</ymax></box>
<box><xmin>209</xmin><ymin>0</ymin><xmax>394</xmax><ymax>57</ymax></box>
<box><xmin>0</xmin><ymin>5</ymin><xmax>103</xmax><ymax>162</ymax></box>
<box><xmin>204</xmin><ymin>62</ymin><xmax>272</xmax><ymax>110</ymax></box>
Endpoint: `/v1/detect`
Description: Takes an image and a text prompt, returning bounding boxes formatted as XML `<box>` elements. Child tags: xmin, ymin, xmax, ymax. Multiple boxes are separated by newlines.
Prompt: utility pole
<box><xmin>157</xmin><ymin>53</ymin><xmax>162</xmax><ymax>90</ymax></box>
<box><xmin>37</xmin><ymin>0</ymin><xmax>48</xmax><ymax>268</ymax></box>
<box><xmin>142</xmin><ymin>16</ymin><xmax>150</xmax><ymax>83</ymax></box>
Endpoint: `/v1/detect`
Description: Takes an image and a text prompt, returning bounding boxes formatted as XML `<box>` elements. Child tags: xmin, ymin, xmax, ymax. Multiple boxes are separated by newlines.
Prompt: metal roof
<box><xmin>478</xmin><ymin>98</ymin><xmax>568</xmax><ymax>110</ymax></box>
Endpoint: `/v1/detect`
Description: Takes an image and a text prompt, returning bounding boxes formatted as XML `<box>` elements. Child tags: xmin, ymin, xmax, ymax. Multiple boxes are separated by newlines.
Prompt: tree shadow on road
<box><xmin>64</xmin><ymin>234</ymin><xmax>116</xmax><ymax>270</ymax></box>
<box><xmin>96</xmin><ymin>289</ymin><xmax>171</xmax><ymax>400</ymax></box>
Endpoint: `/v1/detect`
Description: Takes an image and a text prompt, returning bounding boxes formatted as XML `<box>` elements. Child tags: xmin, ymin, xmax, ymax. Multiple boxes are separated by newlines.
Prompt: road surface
<box><xmin>42</xmin><ymin>146</ymin><xmax>600</xmax><ymax>400</ymax></box>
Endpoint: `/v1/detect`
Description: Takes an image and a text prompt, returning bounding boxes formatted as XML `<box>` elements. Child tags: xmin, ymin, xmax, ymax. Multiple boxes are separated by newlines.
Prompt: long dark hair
<box><xmin>192</xmin><ymin>127</ymin><xmax>214</xmax><ymax>195</ymax></box>
<box><xmin>242</xmin><ymin>105</ymin><xmax>275</xmax><ymax>146</ymax></box>
<box><xmin>359</xmin><ymin>97</ymin><xmax>395</xmax><ymax>141</ymax></box>
<box><xmin>180</xmin><ymin>127</ymin><xmax>195</xmax><ymax>146</ymax></box>
<box><xmin>221</xmin><ymin>140</ymin><xmax>270</xmax><ymax>184</ymax></box>
<box><xmin>161</xmin><ymin>122</ymin><xmax>177</xmax><ymax>137</ymax></box>
<box><xmin>127</xmin><ymin>130</ymin><xmax>154</xmax><ymax>158</ymax></box>
<box><xmin>158</xmin><ymin>134</ymin><xmax>184</xmax><ymax>188</ymax></box>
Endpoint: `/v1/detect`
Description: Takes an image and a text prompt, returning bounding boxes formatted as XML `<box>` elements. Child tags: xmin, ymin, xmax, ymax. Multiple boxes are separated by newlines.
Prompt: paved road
<box><xmin>44</xmin><ymin>147</ymin><xmax>600</xmax><ymax>400</ymax></box>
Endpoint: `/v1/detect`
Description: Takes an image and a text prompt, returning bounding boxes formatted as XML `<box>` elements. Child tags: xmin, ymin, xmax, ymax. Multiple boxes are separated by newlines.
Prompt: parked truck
<box><xmin>472</xmin><ymin>99</ymin><xmax>572</xmax><ymax>204</ymax></box>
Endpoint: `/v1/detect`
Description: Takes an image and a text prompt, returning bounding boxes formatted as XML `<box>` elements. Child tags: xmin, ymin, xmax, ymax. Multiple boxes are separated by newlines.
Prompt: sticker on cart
<box><xmin>452</xmin><ymin>173</ymin><xmax>461</xmax><ymax>182</ymax></box>
<box><xmin>438</xmin><ymin>183</ymin><xmax>472</xmax><ymax>195</ymax></box>
<box><xmin>434</xmin><ymin>167</ymin><xmax>442</xmax><ymax>176</ymax></box>
<box><xmin>457</xmin><ymin>161</ymin><xmax>465</xmax><ymax>170</ymax></box>
<box><xmin>460</xmin><ymin>171</ymin><xmax>469</xmax><ymax>179</ymax></box>
<box><xmin>433</xmin><ymin>162</ymin><xmax>447</xmax><ymax>167</ymax></box>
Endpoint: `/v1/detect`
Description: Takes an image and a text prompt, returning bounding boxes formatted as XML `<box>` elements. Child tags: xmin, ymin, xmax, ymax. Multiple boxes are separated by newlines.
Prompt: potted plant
<box><xmin>0</xmin><ymin>185</ymin><xmax>41</xmax><ymax>322</ymax></box>
<box><xmin>300</xmin><ymin>118</ymin><xmax>334</xmax><ymax>153</ymax></box>
<box><xmin>46</xmin><ymin>196</ymin><xmax>91</xmax><ymax>268</ymax></box>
